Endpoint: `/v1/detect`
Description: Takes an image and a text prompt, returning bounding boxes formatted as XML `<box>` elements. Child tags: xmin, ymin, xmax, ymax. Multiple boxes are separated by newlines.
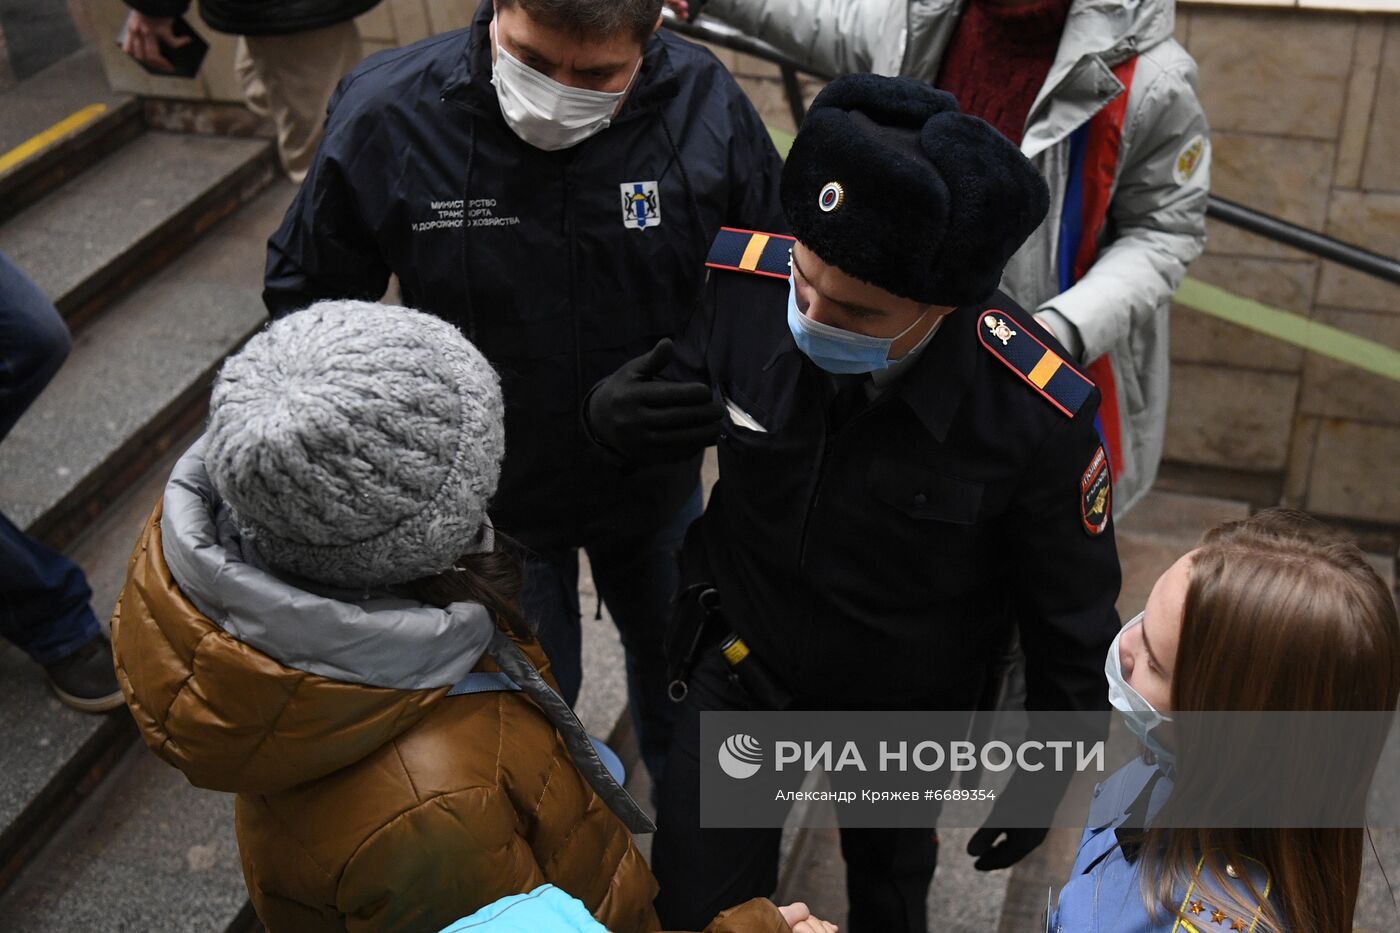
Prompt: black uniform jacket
<box><xmin>668</xmin><ymin>254</ymin><xmax>1122</xmax><ymax>712</ymax></box>
<box><xmin>263</xmin><ymin>1</ymin><xmax>786</xmax><ymax>550</ymax></box>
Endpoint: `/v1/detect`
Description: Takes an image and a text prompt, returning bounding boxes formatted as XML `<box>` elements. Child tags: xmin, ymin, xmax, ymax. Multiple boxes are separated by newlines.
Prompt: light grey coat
<box><xmin>704</xmin><ymin>0</ymin><xmax>1210</xmax><ymax>513</ymax></box>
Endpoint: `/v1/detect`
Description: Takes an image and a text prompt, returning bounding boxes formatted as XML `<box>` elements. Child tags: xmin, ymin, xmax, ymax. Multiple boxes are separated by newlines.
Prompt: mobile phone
<box><xmin>117</xmin><ymin>15</ymin><xmax>209</xmax><ymax>79</ymax></box>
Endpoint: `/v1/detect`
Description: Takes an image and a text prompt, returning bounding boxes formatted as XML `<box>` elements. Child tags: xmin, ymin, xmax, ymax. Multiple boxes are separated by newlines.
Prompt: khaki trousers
<box><xmin>234</xmin><ymin>20</ymin><xmax>363</xmax><ymax>183</ymax></box>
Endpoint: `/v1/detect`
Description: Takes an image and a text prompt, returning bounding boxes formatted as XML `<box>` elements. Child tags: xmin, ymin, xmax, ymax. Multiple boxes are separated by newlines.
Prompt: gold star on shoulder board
<box><xmin>1188</xmin><ymin>900</ymin><xmax>1204</xmax><ymax>915</ymax></box>
<box><xmin>1211</xmin><ymin>908</ymin><xmax>1227</xmax><ymax>923</ymax></box>
<box><xmin>1231</xmin><ymin>920</ymin><xmax>1246</xmax><ymax>931</ymax></box>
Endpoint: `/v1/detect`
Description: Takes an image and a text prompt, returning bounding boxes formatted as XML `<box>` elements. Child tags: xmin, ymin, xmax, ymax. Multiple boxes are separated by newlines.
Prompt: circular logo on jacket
<box><xmin>718</xmin><ymin>733</ymin><xmax>764</xmax><ymax>779</ymax></box>
<box><xmin>818</xmin><ymin>182</ymin><xmax>845</xmax><ymax>213</ymax></box>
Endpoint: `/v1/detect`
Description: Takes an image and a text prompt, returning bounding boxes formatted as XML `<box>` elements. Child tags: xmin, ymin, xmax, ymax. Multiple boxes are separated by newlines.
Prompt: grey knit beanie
<box><xmin>204</xmin><ymin>300</ymin><xmax>505</xmax><ymax>589</ymax></box>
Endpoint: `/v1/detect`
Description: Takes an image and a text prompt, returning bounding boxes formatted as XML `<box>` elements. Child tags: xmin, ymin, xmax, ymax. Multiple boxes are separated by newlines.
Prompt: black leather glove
<box><xmin>966</xmin><ymin>825</ymin><xmax>1049</xmax><ymax>871</ymax></box>
<box><xmin>585</xmin><ymin>338</ymin><xmax>725</xmax><ymax>462</ymax></box>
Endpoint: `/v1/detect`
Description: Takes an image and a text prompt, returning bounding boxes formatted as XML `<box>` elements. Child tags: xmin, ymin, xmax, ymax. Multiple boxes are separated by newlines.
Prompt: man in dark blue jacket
<box><xmin>263</xmin><ymin>0</ymin><xmax>786</xmax><ymax>783</ymax></box>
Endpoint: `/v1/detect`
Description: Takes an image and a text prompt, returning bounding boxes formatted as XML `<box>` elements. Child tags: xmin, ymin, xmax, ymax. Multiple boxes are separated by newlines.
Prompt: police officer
<box><xmin>586</xmin><ymin>76</ymin><xmax>1122</xmax><ymax>931</ymax></box>
<box><xmin>261</xmin><ymin>0</ymin><xmax>786</xmax><ymax>785</ymax></box>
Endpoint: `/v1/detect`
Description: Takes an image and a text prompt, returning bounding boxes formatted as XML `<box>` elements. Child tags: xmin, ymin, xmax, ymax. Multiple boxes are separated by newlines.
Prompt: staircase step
<box><xmin>0</xmin><ymin>646</ymin><xmax>133</xmax><ymax>896</ymax></box>
<box><xmin>0</xmin><ymin>48</ymin><xmax>143</xmax><ymax>225</ymax></box>
<box><xmin>0</xmin><ymin>420</ymin><xmax>201</xmax><ymax>896</ymax></box>
<box><xmin>0</xmin><ymin>178</ymin><xmax>295</xmax><ymax>547</ymax></box>
<box><xmin>0</xmin><ymin>740</ymin><xmax>245</xmax><ymax>932</ymax></box>
<box><xmin>0</xmin><ymin>179</ymin><xmax>294</xmax><ymax>905</ymax></box>
<box><xmin>0</xmin><ymin>131</ymin><xmax>277</xmax><ymax>332</ymax></box>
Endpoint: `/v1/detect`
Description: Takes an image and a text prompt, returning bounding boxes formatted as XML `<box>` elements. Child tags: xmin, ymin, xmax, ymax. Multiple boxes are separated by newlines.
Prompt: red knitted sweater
<box><xmin>935</xmin><ymin>0</ymin><xmax>1074</xmax><ymax>145</ymax></box>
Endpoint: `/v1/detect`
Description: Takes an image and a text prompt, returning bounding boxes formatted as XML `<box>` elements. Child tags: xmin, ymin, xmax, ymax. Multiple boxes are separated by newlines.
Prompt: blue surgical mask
<box><xmin>1105</xmin><ymin>612</ymin><xmax>1175</xmax><ymax>768</ymax></box>
<box><xmin>787</xmin><ymin>277</ymin><xmax>928</xmax><ymax>375</ymax></box>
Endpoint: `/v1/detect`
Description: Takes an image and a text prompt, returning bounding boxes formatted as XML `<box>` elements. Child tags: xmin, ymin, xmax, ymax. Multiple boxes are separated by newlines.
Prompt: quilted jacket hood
<box><xmin>112</xmin><ymin>439</ymin><xmax>499</xmax><ymax>795</ymax></box>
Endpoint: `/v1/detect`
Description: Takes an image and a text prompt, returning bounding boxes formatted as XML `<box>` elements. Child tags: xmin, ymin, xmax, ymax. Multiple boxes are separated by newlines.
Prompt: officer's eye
<box><xmin>841</xmin><ymin>304</ymin><xmax>884</xmax><ymax>322</ymax></box>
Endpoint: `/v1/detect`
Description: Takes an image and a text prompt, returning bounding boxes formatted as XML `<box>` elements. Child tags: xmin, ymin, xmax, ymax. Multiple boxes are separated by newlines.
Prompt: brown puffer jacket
<box><xmin>111</xmin><ymin>444</ymin><xmax>785</xmax><ymax>933</ymax></box>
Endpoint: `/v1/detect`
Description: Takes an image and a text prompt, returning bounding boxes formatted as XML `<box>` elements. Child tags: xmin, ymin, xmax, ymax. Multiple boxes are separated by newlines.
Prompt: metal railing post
<box><xmin>780</xmin><ymin>66</ymin><xmax>807</xmax><ymax>129</ymax></box>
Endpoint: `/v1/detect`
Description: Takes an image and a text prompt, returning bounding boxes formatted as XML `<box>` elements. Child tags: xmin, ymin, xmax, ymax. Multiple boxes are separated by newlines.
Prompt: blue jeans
<box><xmin>0</xmin><ymin>251</ymin><xmax>100</xmax><ymax>665</ymax></box>
<box><xmin>521</xmin><ymin>487</ymin><xmax>703</xmax><ymax>786</ymax></box>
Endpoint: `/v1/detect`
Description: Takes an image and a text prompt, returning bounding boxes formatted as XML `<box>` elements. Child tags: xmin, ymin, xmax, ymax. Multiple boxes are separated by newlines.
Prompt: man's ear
<box><xmin>653</xmin><ymin>12</ymin><xmax>664</xmax><ymax>34</ymax></box>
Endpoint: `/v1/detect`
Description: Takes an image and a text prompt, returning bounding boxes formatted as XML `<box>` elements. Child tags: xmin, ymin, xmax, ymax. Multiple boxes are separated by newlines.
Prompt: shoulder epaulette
<box><xmin>705</xmin><ymin>227</ymin><xmax>796</xmax><ymax>280</ymax></box>
<box><xmin>1174</xmin><ymin>852</ymin><xmax>1272</xmax><ymax>932</ymax></box>
<box><xmin>977</xmin><ymin>309</ymin><xmax>1094</xmax><ymax>418</ymax></box>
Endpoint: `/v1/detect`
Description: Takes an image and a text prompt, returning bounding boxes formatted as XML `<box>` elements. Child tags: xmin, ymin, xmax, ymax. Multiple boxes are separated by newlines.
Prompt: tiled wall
<box><xmin>82</xmin><ymin>0</ymin><xmax>1400</xmax><ymax>526</ymax></box>
<box><xmin>1169</xmin><ymin>10</ymin><xmax>1400</xmax><ymax>525</ymax></box>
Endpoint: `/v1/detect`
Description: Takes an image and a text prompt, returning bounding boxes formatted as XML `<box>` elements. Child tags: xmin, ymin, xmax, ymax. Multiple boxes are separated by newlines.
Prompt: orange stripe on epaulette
<box><xmin>705</xmin><ymin>226</ymin><xmax>795</xmax><ymax>280</ymax></box>
<box><xmin>977</xmin><ymin>310</ymin><xmax>1094</xmax><ymax>418</ymax></box>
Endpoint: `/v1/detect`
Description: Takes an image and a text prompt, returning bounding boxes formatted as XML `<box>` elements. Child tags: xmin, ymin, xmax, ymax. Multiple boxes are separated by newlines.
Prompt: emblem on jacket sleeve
<box><xmin>985</xmin><ymin>315</ymin><xmax>1017</xmax><ymax>346</ymax></box>
<box><xmin>1080</xmin><ymin>446</ymin><xmax>1111</xmax><ymax>537</ymax></box>
<box><xmin>818</xmin><ymin>181</ymin><xmax>844</xmax><ymax>213</ymax></box>
<box><xmin>1173</xmin><ymin>134</ymin><xmax>1208</xmax><ymax>186</ymax></box>
<box><xmin>621</xmin><ymin>181</ymin><xmax>662</xmax><ymax>230</ymax></box>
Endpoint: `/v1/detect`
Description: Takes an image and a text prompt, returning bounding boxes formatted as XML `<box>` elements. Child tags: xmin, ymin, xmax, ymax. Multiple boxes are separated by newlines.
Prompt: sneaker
<box><xmin>43</xmin><ymin>636</ymin><xmax>125</xmax><ymax>713</ymax></box>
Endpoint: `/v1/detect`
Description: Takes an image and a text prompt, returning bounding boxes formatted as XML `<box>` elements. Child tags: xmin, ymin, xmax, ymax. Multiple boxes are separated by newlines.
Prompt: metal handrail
<box><xmin>1205</xmin><ymin>196</ymin><xmax>1400</xmax><ymax>284</ymax></box>
<box><xmin>664</xmin><ymin>11</ymin><xmax>1400</xmax><ymax>287</ymax></box>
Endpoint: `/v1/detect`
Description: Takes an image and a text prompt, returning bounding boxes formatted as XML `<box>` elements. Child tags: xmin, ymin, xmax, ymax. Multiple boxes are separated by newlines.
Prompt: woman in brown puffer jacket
<box><xmin>111</xmin><ymin>302</ymin><xmax>795</xmax><ymax>933</ymax></box>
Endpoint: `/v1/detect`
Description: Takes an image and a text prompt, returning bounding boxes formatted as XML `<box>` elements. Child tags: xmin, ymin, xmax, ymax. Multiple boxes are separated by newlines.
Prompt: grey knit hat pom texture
<box><xmin>205</xmin><ymin>300</ymin><xmax>505</xmax><ymax>589</ymax></box>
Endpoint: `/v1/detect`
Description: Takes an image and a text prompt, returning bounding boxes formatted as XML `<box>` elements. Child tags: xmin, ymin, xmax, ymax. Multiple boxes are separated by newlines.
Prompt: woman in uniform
<box><xmin>1052</xmin><ymin>508</ymin><xmax>1399</xmax><ymax>932</ymax></box>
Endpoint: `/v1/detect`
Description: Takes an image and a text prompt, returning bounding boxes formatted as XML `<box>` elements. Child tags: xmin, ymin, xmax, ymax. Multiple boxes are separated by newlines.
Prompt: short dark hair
<box><xmin>494</xmin><ymin>0</ymin><xmax>663</xmax><ymax>43</ymax></box>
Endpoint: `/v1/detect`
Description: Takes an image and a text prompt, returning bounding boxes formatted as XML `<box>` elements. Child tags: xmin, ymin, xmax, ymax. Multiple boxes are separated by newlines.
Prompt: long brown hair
<box><xmin>401</xmin><ymin>541</ymin><xmax>532</xmax><ymax>641</ymax></box>
<box><xmin>1139</xmin><ymin>508</ymin><xmax>1400</xmax><ymax>932</ymax></box>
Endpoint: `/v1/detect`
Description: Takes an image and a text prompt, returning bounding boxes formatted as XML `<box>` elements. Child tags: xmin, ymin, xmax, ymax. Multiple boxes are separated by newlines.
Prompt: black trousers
<box><xmin>652</xmin><ymin>649</ymin><xmax>939</xmax><ymax>932</ymax></box>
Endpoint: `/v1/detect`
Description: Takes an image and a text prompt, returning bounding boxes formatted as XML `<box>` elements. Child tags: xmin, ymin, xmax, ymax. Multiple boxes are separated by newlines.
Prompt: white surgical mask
<box><xmin>1105</xmin><ymin>612</ymin><xmax>1175</xmax><ymax>768</ymax></box>
<box><xmin>490</xmin><ymin>21</ymin><xmax>640</xmax><ymax>151</ymax></box>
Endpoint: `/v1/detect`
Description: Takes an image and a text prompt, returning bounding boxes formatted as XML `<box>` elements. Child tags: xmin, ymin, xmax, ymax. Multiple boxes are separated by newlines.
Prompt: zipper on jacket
<box><xmin>564</xmin><ymin>162</ymin><xmax>586</xmax><ymax>540</ymax></box>
<box><xmin>796</xmin><ymin>432</ymin><xmax>831</xmax><ymax>577</ymax></box>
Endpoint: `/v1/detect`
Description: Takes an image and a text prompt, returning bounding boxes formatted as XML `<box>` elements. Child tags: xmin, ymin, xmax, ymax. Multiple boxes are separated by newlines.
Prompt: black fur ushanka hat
<box><xmin>781</xmin><ymin>75</ymin><xmax>1051</xmax><ymax>307</ymax></box>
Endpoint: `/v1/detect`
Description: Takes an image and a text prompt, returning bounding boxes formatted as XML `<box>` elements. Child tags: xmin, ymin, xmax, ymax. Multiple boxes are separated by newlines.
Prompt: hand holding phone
<box><xmin>119</xmin><ymin>12</ymin><xmax>209</xmax><ymax>78</ymax></box>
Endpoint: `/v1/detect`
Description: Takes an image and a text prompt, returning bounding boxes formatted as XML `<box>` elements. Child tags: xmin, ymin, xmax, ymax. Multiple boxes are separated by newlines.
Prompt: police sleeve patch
<box><xmin>1081</xmin><ymin>446</ymin><xmax>1111</xmax><ymax>536</ymax></box>
<box><xmin>705</xmin><ymin>227</ymin><xmax>797</xmax><ymax>280</ymax></box>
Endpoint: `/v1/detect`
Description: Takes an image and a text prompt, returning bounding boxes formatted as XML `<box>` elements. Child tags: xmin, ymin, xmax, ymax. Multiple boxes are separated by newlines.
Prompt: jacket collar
<box><xmin>893</xmin><ymin>298</ymin><xmax>981</xmax><ymax>442</ymax></box>
<box><xmin>761</xmin><ymin>292</ymin><xmax>978</xmax><ymax>443</ymax></box>
<box><xmin>160</xmin><ymin>437</ymin><xmax>498</xmax><ymax>691</ymax></box>
<box><xmin>1023</xmin><ymin>0</ymin><xmax>1174</xmax><ymax>157</ymax></box>
<box><xmin>761</xmin><ymin>298</ymin><xmax>980</xmax><ymax>442</ymax></box>
<box><xmin>1113</xmin><ymin>766</ymin><xmax>1167</xmax><ymax>862</ymax></box>
<box><xmin>440</xmin><ymin>0</ymin><xmax>682</xmax><ymax>123</ymax></box>
<box><xmin>911</xmin><ymin>0</ymin><xmax>1174</xmax><ymax>159</ymax></box>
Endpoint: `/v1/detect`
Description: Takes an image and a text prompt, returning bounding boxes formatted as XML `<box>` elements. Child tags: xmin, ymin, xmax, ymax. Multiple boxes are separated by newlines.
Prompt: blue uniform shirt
<box><xmin>1051</xmin><ymin>758</ymin><xmax>1284</xmax><ymax>932</ymax></box>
